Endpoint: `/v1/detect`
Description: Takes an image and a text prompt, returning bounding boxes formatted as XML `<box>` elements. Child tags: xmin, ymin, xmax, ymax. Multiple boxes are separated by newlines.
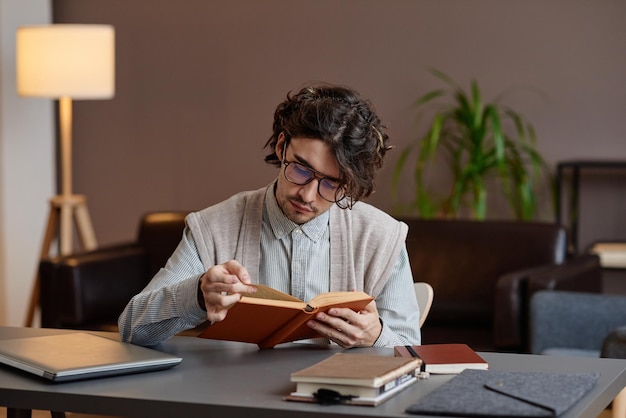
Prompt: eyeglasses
<box><xmin>282</xmin><ymin>160</ymin><xmax>345</xmax><ymax>203</ymax></box>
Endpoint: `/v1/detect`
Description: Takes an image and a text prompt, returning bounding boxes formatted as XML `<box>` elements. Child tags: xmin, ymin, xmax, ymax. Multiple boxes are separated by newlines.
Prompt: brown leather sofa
<box><xmin>39</xmin><ymin>213</ymin><xmax>602</xmax><ymax>353</ymax></box>
<box><xmin>39</xmin><ymin>211</ymin><xmax>188</xmax><ymax>330</ymax></box>
<box><xmin>400</xmin><ymin>218</ymin><xmax>602</xmax><ymax>352</ymax></box>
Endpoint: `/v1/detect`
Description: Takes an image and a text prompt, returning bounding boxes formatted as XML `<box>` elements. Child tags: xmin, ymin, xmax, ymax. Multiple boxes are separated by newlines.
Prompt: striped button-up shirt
<box><xmin>118</xmin><ymin>186</ymin><xmax>421</xmax><ymax>346</ymax></box>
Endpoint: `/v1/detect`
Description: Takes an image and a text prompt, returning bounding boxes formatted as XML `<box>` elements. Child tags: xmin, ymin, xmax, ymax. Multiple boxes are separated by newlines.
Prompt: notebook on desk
<box><xmin>0</xmin><ymin>332</ymin><xmax>182</xmax><ymax>382</ymax></box>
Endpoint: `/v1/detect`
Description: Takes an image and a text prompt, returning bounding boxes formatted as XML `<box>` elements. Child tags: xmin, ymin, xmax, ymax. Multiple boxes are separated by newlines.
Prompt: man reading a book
<box><xmin>118</xmin><ymin>83</ymin><xmax>421</xmax><ymax>348</ymax></box>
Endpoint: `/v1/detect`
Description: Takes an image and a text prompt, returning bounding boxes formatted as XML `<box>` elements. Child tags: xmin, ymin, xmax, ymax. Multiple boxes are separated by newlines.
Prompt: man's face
<box><xmin>274</xmin><ymin>135</ymin><xmax>341</xmax><ymax>225</ymax></box>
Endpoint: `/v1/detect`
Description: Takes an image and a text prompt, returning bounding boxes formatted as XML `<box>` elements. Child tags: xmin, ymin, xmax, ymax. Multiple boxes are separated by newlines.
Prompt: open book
<box><xmin>197</xmin><ymin>285</ymin><xmax>374</xmax><ymax>348</ymax></box>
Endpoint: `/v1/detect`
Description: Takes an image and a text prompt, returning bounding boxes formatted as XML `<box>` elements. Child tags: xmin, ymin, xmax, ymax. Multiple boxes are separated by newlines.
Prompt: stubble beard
<box><xmin>277</xmin><ymin>192</ymin><xmax>319</xmax><ymax>225</ymax></box>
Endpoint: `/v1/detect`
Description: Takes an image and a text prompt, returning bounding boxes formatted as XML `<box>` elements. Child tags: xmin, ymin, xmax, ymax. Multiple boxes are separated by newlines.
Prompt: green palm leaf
<box><xmin>393</xmin><ymin>68</ymin><xmax>553</xmax><ymax>221</ymax></box>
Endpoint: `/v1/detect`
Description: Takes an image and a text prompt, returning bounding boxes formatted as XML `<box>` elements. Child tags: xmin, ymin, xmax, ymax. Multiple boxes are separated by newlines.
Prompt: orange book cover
<box><xmin>198</xmin><ymin>285</ymin><xmax>373</xmax><ymax>348</ymax></box>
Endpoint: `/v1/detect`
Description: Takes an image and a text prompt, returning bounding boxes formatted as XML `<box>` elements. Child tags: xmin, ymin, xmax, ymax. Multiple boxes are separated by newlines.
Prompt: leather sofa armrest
<box><xmin>527</xmin><ymin>253</ymin><xmax>602</xmax><ymax>294</ymax></box>
<box><xmin>493</xmin><ymin>264</ymin><xmax>553</xmax><ymax>351</ymax></box>
<box><xmin>493</xmin><ymin>254</ymin><xmax>602</xmax><ymax>351</ymax></box>
<box><xmin>40</xmin><ymin>245</ymin><xmax>150</xmax><ymax>328</ymax></box>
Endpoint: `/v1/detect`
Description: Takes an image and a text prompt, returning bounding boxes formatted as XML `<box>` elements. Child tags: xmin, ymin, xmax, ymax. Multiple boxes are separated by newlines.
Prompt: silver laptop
<box><xmin>0</xmin><ymin>332</ymin><xmax>182</xmax><ymax>382</ymax></box>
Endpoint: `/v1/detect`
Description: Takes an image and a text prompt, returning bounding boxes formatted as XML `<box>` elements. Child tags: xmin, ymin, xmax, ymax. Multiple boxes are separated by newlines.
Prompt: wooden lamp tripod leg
<box><xmin>23</xmin><ymin>196</ymin><xmax>97</xmax><ymax>327</ymax></box>
<box><xmin>73</xmin><ymin>197</ymin><xmax>97</xmax><ymax>250</ymax></box>
<box><xmin>24</xmin><ymin>201</ymin><xmax>60</xmax><ymax>327</ymax></box>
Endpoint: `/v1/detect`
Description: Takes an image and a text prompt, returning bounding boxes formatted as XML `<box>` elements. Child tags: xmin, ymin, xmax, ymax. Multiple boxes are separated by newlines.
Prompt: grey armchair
<box><xmin>529</xmin><ymin>290</ymin><xmax>626</xmax><ymax>357</ymax></box>
<box><xmin>529</xmin><ymin>290</ymin><xmax>626</xmax><ymax>417</ymax></box>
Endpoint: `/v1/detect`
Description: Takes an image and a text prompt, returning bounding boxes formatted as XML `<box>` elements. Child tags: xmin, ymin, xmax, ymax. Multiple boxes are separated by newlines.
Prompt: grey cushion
<box><xmin>542</xmin><ymin>348</ymin><xmax>600</xmax><ymax>358</ymax></box>
<box><xmin>530</xmin><ymin>291</ymin><xmax>626</xmax><ymax>356</ymax></box>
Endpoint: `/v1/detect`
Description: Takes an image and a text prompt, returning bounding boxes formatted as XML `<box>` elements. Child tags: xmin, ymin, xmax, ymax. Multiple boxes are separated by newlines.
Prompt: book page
<box><xmin>242</xmin><ymin>284</ymin><xmax>303</xmax><ymax>302</ymax></box>
<box><xmin>308</xmin><ymin>291</ymin><xmax>373</xmax><ymax>308</ymax></box>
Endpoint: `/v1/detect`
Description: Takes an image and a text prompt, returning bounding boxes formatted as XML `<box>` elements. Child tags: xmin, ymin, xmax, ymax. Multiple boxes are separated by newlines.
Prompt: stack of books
<box><xmin>286</xmin><ymin>353</ymin><xmax>422</xmax><ymax>406</ymax></box>
<box><xmin>590</xmin><ymin>242</ymin><xmax>626</xmax><ymax>269</ymax></box>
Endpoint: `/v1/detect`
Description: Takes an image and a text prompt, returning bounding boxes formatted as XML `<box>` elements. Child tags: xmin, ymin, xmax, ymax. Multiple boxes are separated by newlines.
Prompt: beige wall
<box><xmin>56</xmin><ymin>1</ymin><xmax>626</xmax><ymax>248</ymax></box>
<box><xmin>0</xmin><ymin>0</ymin><xmax>54</xmax><ymax>326</ymax></box>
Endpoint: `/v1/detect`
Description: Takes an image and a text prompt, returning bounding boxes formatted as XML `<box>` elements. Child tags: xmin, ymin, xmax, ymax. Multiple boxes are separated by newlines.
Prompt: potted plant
<box><xmin>392</xmin><ymin>69</ymin><xmax>553</xmax><ymax>221</ymax></box>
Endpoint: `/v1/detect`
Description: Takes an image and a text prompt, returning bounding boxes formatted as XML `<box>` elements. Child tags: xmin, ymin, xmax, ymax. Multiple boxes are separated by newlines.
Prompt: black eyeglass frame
<box><xmin>281</xmin><ymin>159</ymin><xmax>347</xmax><ymax>205</ymax></box>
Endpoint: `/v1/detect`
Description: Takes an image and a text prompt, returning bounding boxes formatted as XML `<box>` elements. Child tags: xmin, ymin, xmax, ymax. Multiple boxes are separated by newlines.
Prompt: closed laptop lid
<box><xmin>0</xmin><ymin>332</ymin><xmax>182</xmax><ymax>382</ymax></box>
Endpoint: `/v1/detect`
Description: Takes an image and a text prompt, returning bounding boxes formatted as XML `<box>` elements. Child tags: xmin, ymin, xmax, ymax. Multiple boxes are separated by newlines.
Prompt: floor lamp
<box><xmin>16</xmin><ymin>24</ymin><xmax>115</xmax><ymax>327</ymax></box>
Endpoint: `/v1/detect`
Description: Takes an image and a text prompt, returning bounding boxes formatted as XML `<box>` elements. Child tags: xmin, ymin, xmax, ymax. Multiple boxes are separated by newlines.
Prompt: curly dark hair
<box><xmin>264</xmin><ymin>84</ymin><xmax>391</xmax><ymax>207</ymax></box>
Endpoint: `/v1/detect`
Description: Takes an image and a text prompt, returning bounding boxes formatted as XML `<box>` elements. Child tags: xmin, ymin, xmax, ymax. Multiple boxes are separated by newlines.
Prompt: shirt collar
<box><xmin>264</xmin><ymin>182</ymin><xmax>329</xmax><ymax>242</ymax></box>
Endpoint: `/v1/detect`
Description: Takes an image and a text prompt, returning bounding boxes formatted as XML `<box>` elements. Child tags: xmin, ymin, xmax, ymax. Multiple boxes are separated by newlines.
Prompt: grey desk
<box><xmin>1</xmin><ymin>327</ymin><xmax>626</xmax><ymax>418</ymax></box>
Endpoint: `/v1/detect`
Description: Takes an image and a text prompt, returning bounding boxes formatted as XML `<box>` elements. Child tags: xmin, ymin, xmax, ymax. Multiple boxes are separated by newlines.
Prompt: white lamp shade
<box><xmin>17</xmin><ymin>24</ymin><xmax>115</xmax><ymax>99</ymax></box>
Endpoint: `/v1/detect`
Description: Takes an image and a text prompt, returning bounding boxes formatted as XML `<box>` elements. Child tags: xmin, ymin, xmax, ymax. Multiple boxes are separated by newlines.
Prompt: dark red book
<box><xmin>394</xmin><ymin>343</ymin><xmax>488</xmax><ymax>374</ymax></box>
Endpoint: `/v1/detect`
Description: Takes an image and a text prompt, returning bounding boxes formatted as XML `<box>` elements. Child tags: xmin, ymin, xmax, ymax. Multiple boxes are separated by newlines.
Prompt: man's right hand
<box><xmin>197</xmin><ymin>260</ymin><xmax>257</xmax><ymax>323</ymax></box>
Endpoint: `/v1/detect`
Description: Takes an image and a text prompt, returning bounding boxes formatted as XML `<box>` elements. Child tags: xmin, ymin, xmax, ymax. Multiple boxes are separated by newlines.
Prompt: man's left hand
<box><xmin>306</xmin><ymin>300</ymin><xmax>382</xmax><ymax>348</ymax></box>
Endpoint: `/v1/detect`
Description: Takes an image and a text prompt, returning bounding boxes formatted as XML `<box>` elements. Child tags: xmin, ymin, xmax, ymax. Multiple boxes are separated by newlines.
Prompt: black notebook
<box><xmin>0</xmin><ymin>332</ymin><xmax>182</xmax><ymax>382</ymax></box>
